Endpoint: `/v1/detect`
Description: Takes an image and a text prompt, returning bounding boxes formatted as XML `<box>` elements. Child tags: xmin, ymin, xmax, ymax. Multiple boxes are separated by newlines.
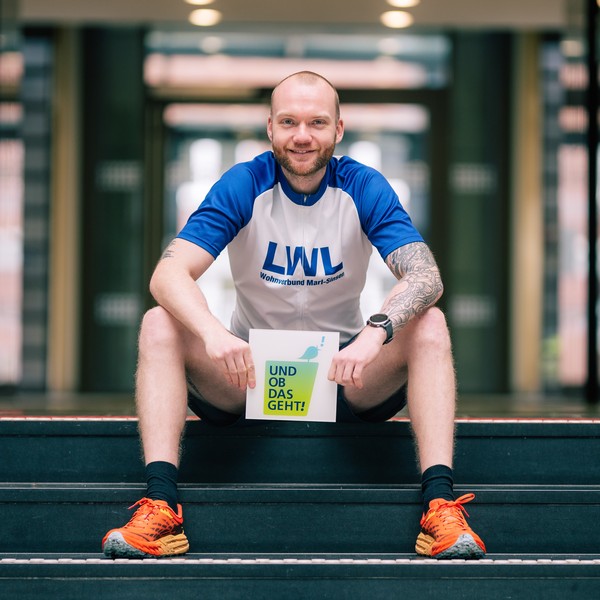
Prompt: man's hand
<box><xmin>204</xmin><ymin>331</ymin><xmax>256</xmax><ymax>390</ymax></box>
<box><xmin>327</xmin><ymin>327</ymin><xmax>386</xmax><ymax>389</ymax></box>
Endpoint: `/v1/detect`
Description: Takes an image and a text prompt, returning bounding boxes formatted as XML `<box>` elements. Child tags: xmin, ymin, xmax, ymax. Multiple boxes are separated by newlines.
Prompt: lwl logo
<box><xmin>261</xmin><ymin>241</ymin><xmax>343</xmax><ymax>277</ymax></box>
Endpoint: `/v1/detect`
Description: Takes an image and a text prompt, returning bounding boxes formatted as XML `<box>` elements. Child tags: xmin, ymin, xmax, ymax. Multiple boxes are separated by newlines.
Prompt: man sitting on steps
<box><xmin>102</xmin><ymin>70</ymin><xmax>486</xmax><ymax>560</ymax></box>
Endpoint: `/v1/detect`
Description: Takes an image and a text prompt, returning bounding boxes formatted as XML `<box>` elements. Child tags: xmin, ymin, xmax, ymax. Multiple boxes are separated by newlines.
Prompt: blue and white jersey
<box><xmin>177</xmin><ymin>151</ymin><xmax>423</xmax><ymax>343</ymax></box>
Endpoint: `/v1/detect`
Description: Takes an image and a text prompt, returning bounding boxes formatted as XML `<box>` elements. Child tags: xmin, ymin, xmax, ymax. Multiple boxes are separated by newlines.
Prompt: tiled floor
<box><xmin>0</xmin><ymin>391</ymin><xmax>598</xmax><ymax>419</ymax></box>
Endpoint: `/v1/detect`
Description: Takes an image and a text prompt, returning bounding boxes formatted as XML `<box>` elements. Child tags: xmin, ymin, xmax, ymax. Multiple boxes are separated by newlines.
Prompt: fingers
<box><xmin>246</xmin><ymin>362</ymin><xmax>256</xmax><ymax>389</ymax></box>
<box><xmin>328</xmin><ymin>357</ymin><xmax>364</xmax><ymax>388</ymax></box>
<box><xmin>223</xmin><ymin>350</ymin><xmax>256</xmax><ymax>390</ymax></box>
<box><xmin>229</xmin><ymin>363</ymin><xmax>256</xmax><ymax>390</ymax></box>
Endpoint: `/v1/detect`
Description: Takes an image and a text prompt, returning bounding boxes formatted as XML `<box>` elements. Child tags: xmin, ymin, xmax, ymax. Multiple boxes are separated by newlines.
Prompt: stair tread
<box><xmin>2</xmin><ymin>553</ymin><xmax>600</xmax><ymax>580</ymax></box>
<box><xmin>3</xmin><ymin>552</ymin><xmax>600</xmax><ymax>561</ymax></box>
<box><xmin>1</xmin><ymin>482</ymin><xmax>599</xmax><ymax>503</ymax></box>
<box><xmin>1</xmin><ymin>416</ymin><xmax>599</xmax><ymax>436</ymax></box>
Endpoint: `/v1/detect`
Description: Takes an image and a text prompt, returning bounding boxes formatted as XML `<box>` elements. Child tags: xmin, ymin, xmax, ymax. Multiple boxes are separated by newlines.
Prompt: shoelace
<box><xmin>431</xmin><ymin>493</ymin><xmax>475</xmax><ymax>526</ymax></box>
<box><xmin>124</xmin><ymin>498</ymin><xmax>163</xmax><ymax>529</ymax></box>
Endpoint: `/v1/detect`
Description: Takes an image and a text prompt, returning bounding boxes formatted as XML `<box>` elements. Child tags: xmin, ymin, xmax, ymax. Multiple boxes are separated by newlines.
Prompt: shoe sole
<box><xmin>415</xmin><ymin>532</ymin><xmax>485</xmax><ymax>560</ymax></box>
<box><xmin>103</xmin><ymin>531</ymin><xmax>190</xmax><ymax>559</ymax></box>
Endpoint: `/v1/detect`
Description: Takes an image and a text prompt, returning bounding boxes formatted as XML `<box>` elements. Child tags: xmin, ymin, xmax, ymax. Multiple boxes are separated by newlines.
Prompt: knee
<box><xmin>139</xmin><ymin>306</ymin><xmax>182</xmax><ymax>351</ymax></box>
<box><xmin>409</xmin><ymin>307</ymin><xmax>451</xmax><ymax>354</ymax></box>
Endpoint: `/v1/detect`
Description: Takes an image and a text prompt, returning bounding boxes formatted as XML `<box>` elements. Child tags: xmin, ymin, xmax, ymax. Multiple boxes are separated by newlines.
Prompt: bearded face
<box><xmin>271</xmin><ymin>131</ymin><xmax>337</xmax><ymax>179</ymax></box>
<box><xmin>268</xmin><ymin>76</ymin><xmax>343</xmax><ymax>192</ymax></box>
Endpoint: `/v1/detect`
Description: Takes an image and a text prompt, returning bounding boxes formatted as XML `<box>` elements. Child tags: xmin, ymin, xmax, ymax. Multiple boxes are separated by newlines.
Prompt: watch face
<box><xmin>369</xmin><ymin>313</ymin><xmax>388</xmax><ymax>324</ymax></box>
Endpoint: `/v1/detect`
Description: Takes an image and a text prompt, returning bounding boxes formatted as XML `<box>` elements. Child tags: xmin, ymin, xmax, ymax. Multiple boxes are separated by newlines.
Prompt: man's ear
<box><xmin>267</xmin><ymin>117</ymin><xmax>273</xmax><ymax>141</ymax></box>
<box><xmin>336</xmin><ymin>119</ymin><xmax>344</xmax><ymax>143</ymax></box>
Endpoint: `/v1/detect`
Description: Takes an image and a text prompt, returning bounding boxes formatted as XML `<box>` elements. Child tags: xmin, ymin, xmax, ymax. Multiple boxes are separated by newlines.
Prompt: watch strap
<box><xmin>367</xmin><ymin>314</ymin><xmax>394</xmax><ymax>345</ymax></box>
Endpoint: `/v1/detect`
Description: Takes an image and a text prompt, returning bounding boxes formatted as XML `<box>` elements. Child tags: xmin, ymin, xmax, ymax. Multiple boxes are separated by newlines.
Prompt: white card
<box><xmin>246</xmin><ymin>329</ymin><xmax>339</xmax><ymax>422</ymax></box>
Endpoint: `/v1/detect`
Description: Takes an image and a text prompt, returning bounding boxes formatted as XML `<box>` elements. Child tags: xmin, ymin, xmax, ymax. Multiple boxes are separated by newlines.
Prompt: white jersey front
<box><xmin>177</xmin><ymin>151</ymin><xmax>423</xmax><ymax>343</ymax></box>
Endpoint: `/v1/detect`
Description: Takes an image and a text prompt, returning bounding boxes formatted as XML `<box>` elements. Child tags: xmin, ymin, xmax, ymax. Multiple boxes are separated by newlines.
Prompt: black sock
<box><xmin>145</xmin><ymin>461</ymin><xmax>179</xmax><ymax>513</ymax></box>
<box><xmin>421</xmin><ymin>464</ymin><xmax>454</xmax><ymax>514</ymax></box>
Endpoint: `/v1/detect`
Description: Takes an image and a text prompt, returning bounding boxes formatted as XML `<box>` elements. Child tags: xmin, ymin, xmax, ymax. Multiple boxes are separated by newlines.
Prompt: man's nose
<box><xmin>293</xmin><ymin>123</ymin><xmax>311</xmax><ymax>143</ymax></box>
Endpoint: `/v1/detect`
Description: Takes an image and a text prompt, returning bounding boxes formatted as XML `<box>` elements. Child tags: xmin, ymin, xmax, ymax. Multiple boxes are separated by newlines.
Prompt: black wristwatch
<box><xmin>366</xmin><ymin>313</ymin><xmax>394</xmax><ymax>345</ymax></box>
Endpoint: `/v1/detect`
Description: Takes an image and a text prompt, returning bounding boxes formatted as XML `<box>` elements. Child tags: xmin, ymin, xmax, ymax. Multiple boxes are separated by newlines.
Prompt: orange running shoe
<box><xmin>415</xmin><ymin>493</ymin><xmax>486</xmax><ymax>559</ymax></box>
<box><xmin>102</xmin><ymin>498</ymin><xmax>189</xmax><ymax>558</ymax></box>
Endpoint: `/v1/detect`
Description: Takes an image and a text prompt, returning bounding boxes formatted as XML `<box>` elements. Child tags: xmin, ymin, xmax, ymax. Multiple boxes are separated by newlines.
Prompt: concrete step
<box><xmin>1</xmin><ymin>483</ymin><xmax>598</xmax><ymax>555</ymax></box>
<box><xmin>3</xmin><ymin>417</ymin><xmax>599</xmax><ymax>597</ymax></box>
<box><xmin>1</xmin><ymin>417</ymin><xmax>599</xmax><ymax>484</ymax></box>
<box><xmin>1</xmin><ymin>554</ymin><xmax>599</xmax><ymax>599</ymax></box>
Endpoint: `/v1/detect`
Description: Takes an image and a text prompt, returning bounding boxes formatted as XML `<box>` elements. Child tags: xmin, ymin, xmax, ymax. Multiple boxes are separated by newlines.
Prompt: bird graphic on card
<box><xmin>299</xmin><ymin>336</ymin><xmax>326</xmax><ymax>362</ymax></box>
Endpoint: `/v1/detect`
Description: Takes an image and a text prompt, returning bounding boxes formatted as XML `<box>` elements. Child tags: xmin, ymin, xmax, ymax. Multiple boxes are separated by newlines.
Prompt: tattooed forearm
<box><xmin>161</xmin><ymin>240</ymin><xmax>177</xmax><ymax>260</ymax></box>
<box><xmin>383</xmin><ymin>242</ymin><xmax>444</xmax><ymax>330</ymax></box>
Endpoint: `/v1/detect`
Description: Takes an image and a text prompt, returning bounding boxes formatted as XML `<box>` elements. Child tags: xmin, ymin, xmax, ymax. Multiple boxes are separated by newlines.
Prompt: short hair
<box><xmin>271</xmin><ymin>71</ymin><xmax>340</xmax><ymax>121</ymax></box>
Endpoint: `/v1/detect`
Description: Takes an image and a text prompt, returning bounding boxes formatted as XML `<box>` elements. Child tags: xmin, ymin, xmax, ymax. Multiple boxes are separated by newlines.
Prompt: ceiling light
<box><xmin>380</xmin><ymin>11</ymin><xmax>414</xmax><ymax>29</ymax></box>
<box><xmin>189</xmin><ymin>9</ymin><xmax>222</xmax><ymax>26</ymax></box>
<box><xmin>386</xmin><ymin>0</ymin><xmax>420</xmax><ymax>7</ymax></box>
<box><xmin>185</xmin><ymin>0</ymin><xmax>215</xmax><ymax>5</ymax></box>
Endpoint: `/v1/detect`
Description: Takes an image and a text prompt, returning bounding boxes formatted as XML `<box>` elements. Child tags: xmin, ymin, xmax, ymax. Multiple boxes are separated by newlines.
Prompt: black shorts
<box><xmin>187</xmin><ymin>336</ymin><xmax>407</xmax><ymax>427</ymax></box>
<box><xmin>187</xmin><ymin>384</ymin><xmax>406</xmax><ymax>427</ymax></box>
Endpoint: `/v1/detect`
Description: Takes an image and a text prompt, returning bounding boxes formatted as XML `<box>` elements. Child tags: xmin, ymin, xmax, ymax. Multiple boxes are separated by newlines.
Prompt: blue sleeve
<box><xmin>177</xmin><ymin>152</ymin><xmax>276</xmax><ymax>258</ymax></box>
<box><xmin>337</xmin><ymin>158</ymin><xmax>424</xmax><ymax>260</ymax></box>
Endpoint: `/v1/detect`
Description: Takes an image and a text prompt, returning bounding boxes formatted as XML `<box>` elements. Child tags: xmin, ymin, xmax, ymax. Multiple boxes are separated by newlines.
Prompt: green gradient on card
<box><xmin>264</xmin><ymin>361</ymin><xmax>318</xmax><ymax>416</ymax></box>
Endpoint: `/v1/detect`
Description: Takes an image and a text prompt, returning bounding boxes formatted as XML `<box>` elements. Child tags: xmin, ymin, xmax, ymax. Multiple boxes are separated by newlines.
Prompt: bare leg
<box><xmin>135</xmin><ymin>306</ymin><xmax>247</xmax><ymax>466</ymax></box>
<box><xmin>343</xmin><ymin>307</ymin><xmax>455</xmax><ymax>472</ymax></box>
<box><xmin>135</xmin><ymin>307</ymin><xmax>190</xmax><ymax>467</ymax></box>
<box><xmin>402</xmin><ymin>308</ymin><xmax>456</xmax><ymax>472</ymax></box>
